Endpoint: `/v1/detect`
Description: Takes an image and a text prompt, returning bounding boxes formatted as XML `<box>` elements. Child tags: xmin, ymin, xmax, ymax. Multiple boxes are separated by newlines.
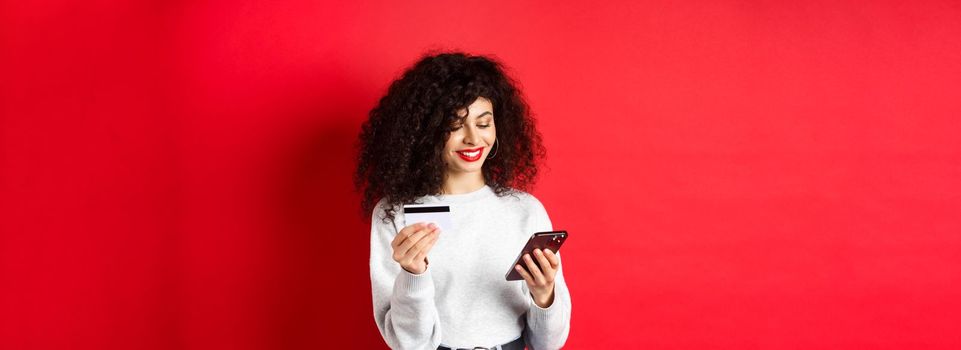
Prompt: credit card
<box><xmin>403</xmin><ymin>204</ymin><xmax>453</xmax><ymax>234</ymax></box>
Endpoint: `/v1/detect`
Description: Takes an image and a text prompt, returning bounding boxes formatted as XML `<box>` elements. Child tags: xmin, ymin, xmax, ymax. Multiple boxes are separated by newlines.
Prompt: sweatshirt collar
<box><xmin>417</xmin><ymin>185</ymin><xmax>495</xmax><ymax>204</ymax></box>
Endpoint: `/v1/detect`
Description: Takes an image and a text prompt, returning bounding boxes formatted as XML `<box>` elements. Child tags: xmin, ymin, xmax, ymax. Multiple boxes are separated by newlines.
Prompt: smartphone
<box><xmin>505</xmin><ymin>230</ymin><xmax>568</xmax><ymax>281</ymax></box>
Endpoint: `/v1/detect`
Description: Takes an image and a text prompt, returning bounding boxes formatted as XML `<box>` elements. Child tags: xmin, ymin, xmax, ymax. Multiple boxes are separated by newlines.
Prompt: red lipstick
<box><xmin>455</xmin><ymin>147</ymin><xmax>484</xmax><ymax>162</ymax></box>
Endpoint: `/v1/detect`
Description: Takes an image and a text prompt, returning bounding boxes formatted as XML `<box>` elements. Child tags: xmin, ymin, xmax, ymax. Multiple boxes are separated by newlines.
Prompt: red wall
<box><xmin>2</xmin><ymin>1</ymin><xmax>960</xmax><ymax>349</ymax></box>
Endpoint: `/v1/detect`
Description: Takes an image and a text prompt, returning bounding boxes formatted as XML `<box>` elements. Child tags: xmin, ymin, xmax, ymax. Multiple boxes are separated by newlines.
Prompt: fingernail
<box><xmin>545</xmin><ymin>249</ymin><xmax>553</xmax><ymax>255</ymax></box>
<box><xmin>428</xmin><ymin>223</ymin><xmax>437</xmax><ymax>229</ymax></box>
<box><xmin>515</xmin><ymin>265</ymin><xmax>522</xmax><ymax>270</ymax></box>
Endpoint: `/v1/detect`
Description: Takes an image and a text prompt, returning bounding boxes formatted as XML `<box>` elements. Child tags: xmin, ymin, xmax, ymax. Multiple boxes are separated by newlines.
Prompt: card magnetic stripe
<box><xmin>403</xmin><ymin>206</ymin><xmax>451</xmax><ymax>214</ymax></box>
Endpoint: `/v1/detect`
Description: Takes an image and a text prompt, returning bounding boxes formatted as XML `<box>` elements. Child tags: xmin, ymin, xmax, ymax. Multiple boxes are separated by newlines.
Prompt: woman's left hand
<box><xmin>515</xmin><ymin>248</ymin><xmax>560</xmax><ymax>308</ymax></box>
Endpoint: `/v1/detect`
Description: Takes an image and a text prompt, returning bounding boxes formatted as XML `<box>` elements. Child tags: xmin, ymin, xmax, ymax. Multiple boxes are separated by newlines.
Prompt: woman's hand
<box><xmin>391</xmin><ymin>222</ymin><xmax>440</xmax><ymax>275</ymax></box>
<box><xmin>515</xmin><ymin>248</ymin><xmax>560</xmax><ymax>308</ymax></box>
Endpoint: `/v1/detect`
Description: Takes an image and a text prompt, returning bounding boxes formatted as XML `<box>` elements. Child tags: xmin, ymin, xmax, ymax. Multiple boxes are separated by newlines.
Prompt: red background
<box><xmin>2</xmin><ymin>1</ymin><xmax>960</xmax><ymax>349</ymax></box>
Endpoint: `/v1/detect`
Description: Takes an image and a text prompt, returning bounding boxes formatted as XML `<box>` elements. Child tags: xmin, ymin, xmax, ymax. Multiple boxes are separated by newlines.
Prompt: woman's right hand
<box><xmin>391</xmin><ymin>222</ymin><xmax>440</xmax><ymax>275</ymax></box>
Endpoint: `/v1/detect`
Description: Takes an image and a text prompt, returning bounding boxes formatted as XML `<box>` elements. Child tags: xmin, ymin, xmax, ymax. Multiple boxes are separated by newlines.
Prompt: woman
<box><xmin>355</xmin><ymin>52</ymin><xmax>571</xmax><ymax>350</ymax></box>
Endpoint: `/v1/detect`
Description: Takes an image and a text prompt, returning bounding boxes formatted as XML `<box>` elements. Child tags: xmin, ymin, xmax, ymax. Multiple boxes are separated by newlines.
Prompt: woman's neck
<box><xmin>441</xmin><ymin>171</ymin><xmax>486</xmax><ymax>195</ymax></box>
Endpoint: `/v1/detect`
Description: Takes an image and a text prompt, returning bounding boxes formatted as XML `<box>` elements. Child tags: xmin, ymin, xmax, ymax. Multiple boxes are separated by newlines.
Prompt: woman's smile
<box><xmin>456</xmin><ymin>147</ymin><xmax>484</xmax><ymax>162</ymax></box>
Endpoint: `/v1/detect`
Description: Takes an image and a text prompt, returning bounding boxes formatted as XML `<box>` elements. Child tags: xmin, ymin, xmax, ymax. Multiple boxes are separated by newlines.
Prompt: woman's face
<box><xmin>443</xmin><ymin>96</ymin><xmax>497</xmax><ymax>175</ymax></box>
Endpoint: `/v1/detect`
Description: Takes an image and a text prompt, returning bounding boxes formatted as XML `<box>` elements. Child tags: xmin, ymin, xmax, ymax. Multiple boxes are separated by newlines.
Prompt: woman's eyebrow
<box><xmin>453</xmin><ymin>111</ymin><xmax>492</xmax><ymax>123</ymax></box>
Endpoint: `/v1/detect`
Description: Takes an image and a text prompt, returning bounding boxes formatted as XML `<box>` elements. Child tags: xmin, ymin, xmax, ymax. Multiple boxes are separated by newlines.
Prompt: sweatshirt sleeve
<box><xmin>369</xmin><ymin>199</ymin><xmax>443</xmax><ymax>350</ymax></box>
<box><xmin>522</xmin><ymin>199</ymin><xmax>572</xmax><ymax>350</ymax></box>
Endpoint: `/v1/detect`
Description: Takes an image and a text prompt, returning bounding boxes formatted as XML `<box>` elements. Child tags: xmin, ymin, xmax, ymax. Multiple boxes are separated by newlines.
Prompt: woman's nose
<box><xmin>462</xmin><ymin>126</ymin><xmax>478</xmax><ymax>145</ymax></box>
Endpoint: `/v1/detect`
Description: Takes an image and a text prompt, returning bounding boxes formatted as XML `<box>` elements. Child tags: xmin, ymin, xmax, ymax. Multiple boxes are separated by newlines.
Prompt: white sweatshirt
<box><xmin>369</xmin><ymin>185</ymin><xmax>572</xmax><ymax>349</ymax></box>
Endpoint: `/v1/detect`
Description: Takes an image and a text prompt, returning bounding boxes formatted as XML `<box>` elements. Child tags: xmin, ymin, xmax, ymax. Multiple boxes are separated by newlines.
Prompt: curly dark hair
<box><xmin>354</xmin><ymin>51</ymin><xmax>546</xmax><ymax>222</ymax></box>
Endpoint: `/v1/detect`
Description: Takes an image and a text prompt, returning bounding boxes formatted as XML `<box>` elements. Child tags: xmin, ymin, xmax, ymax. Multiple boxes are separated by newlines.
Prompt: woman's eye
<box><xmin>450</xmin><ymin>124</ymin><xmax>490</xmax><ymax>130</ymax></box>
